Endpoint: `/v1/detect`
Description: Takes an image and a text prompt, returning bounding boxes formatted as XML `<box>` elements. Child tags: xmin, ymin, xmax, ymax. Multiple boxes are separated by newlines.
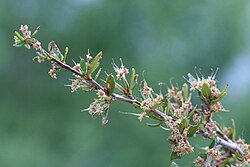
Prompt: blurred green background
<box><xmin>1</xmin><ymin>0</ymin><xmax>250</xmax><ymax>166</ymax></box>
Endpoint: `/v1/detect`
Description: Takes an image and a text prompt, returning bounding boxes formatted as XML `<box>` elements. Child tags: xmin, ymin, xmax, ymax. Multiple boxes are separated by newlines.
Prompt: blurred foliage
<box><xmin>1</xmin><ymin>0</ymin><xmax>250</xmax><ymax>166</ymax></box>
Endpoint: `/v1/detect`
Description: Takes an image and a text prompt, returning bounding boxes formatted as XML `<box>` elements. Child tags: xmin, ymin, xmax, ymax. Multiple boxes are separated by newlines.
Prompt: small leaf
<box><xmin>187</xmin><ymin>125</ymin><xmax>199</xmax><ymax>138</ymax></box>
<box><xmin>188</xmin><ymin>106</ymin><xmax>196</xmax><ymax>118</ymax></box>
<box><xmin>146</xmin><ymin>121</ymin><xmax>163</xmax><ymax>127</ymax></box>
<box><xmin>63</xmin><ymin>46</ymin><xmax>69</xmax><ymax>62</ymax></box>
<box><xmin>211</xmin><ymin>84</ymin><xmax>228</xmax><ymax>105</ymax></box>
<box><xmin>233</xmin><ymin>151</ymin><xmax>243</xmax><ymax>162</ymax></box>
<box><xmin>31</xmin><ymin>26</ymin><xmax>40</xmax><ymax>38</ymax></box>
<box><xmin>164</xmin><ymin>96</ymin><xmax>170</xmax><ymax>115</ymax></box>
<box><xmin>94</xmin><ymin>68</ymin><xmax>102</xmax><ymax>80</ymax></box>
<box><xmin>199</xmin><ymin>125</ymin><xmax>207</xmax><ymax>133</ymax></box>
<box><xmin>179</xmin><ymin>117</ymin><xmax>189</xmax><ymax>132</ymax></box>
<box><xmin>132</xmin><ymin>102</ymin><xmax>141</xmax><ymax>110</ymax></box>
<box><xmin>171</xmin><ymin>161</ymin><xmax>179</xmax><ymax>167</ymax></box>
<box><xmin>170</xmin><ymin>151</ymin><xmax>181</xmax><ymax>161</ymax></box>
<box><xmin>209</xmin><ymin>139</ymin><xmax>216</xmax><ymax>149</ymax></box>
<box><xmin>201</xmin><ymin>82</ymin><xmax>211</xmax><ymax>98</ymax></box>
<box><xmin>36</xmin><ymin>52</ymin><xmax>47</xmax><ymax>58</ymax></box>
<box><xmin>129</xmin><ymin>68</ymin><xmax>137</xmax><ymax>93</ymax></box>
<box><xmin>48</xmin><ymin>41</ymin><xmax>63</xmax><ymax>61</ymax></box>
<box><xmin>51</xmin><ymin>53</ymin><xmax>61</xmax><ymax>61</ymax></box>
<box><xmin>15</xmin><ymin>31</ymin><xmax>24</xmax><ymax>42</ymax></box>
<box><xmin>106</xmin><ymin>74</ymin><xmax>115</xmax><ymax>96</ymax></box>
<box><xmin>102</xmin><ymin>105</ymin><xmax>109</xmax><ymax>126</ymax></box>
<box><xmin>88</xmin><ymin>51</ymin><xmax>102</xmax><ymax>77</ymax></box>
<box><xmin>80</xmin><ymin>58</ymin><xmax>86</xmax><ymax>75</ymax></box>
<box><xmin>81</xmin><ymin>85</ymin><xmax>93</xmax><ymax>92</ymax></box>
<box><xmin>13</xmin><ymin>43</ymin><xmax>23</xmax><ymax>47</ymax></box>
<box><xmin>24</xmin><ymin>44</ymin><xmax>31</xmax><ymax>49</ymax></box>
<box><xmin>182</xmin><ymin>83</ymin><xmax>189</xmax><ymax>101</ymax></box>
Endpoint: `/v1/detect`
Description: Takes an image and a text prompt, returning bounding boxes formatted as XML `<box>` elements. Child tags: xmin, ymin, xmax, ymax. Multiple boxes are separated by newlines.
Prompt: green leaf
<box><xmin>36</xmin><ymin>52</ymin><xmax>47</xmax><ymax>58</ymax></box>
<box><xmin>182</xmin><ymin>83</ymin><xmax>189</xmax><ymax>101</ymax></box>
<box><xmin>80</xmin><ymin>58</ymin><xmax>86</xmax><ymax>75</ymax></box>
<box><xmin>88</xmin><ymin>51</ymin><xmax>102</xmax><ymax>77</ymax></box>
<box><xmin>209</xmin><ymin>139</ymin><xmax>216</xmax><ymax>149</ymax></box>
<box><xmin>164</xmin><ymin>96</ymin><xmax>170</xmax><ymax>115</ymax></box>
<box><xmin>13</xmin><ymin>43</ymin><xmax>23</xmax><ymax>47</ymax></box>
<box><xmin>94</xmin><ymin>68</ymin><xmax>102</xmax><ymax>80</ymax></box>
<box><xmin>179</xmin><ymin>117</ymin><xmax>189</xmax><ymax>132</ymax></box>
<box><xmin>232</xmin><ymin>151</ymin><xmax>243</xmax><ymax>162</ymax></box>
<box><xmin>24</xmin><ymin>44</ymin><xmax>31</xmax><ymax>49</ymax></box>
<box><xmin>106</xmin><ymin>74</ymin><xmax>115</xmax><ymax>96</ymax></box>
<box><xmin>199</xmin><ymin>125</ymin><xmax>207</xmax><ymax>133</ymax></box>
<box><xmin>201</xmin><ymin>82</ymin><xmax>211</xmax><ymax>98</ymax></box>
<box><xmin>63</xmin><ymin>47</ymin><xmax>69</xmax><ymax>62</ymax></box>
<box><xmin>146</xmin><ymin>121</ymin><xmax>163</xmax><ymax>127</ymax></box>
<box><xmin>211</xmin><ymin>84</ymin><xmax>228</xmax><ymax>105</ymax></box>
<box><xmin>170</xmin><ymin>151</ymin><xmax>181</xmax><ymax>161</ymax></box>
<box><xmin>129</xmin><ymin>68</ymin><xmax>137</xmax><ymax>93</ymax></box>
<box><xmin>48</xmin><ymin>41</ymin><xmax>63</xmax><ymax>61</ymax></box>
<box><xmin>32</xmin><ymin>56</ymin><xmax>40</xmax><ymax>61</ymax></box>
<box><xmin>81</xmin><ymin>85</ymin><xmax>93</xmax><ymax>92</ymax></box>
<box><xmin>120</xmin><ymin>77</ymin><xmax>129</xmax><ymax>91</ymax></box>
<box><xmin>15</xmin><ymin>31</ymin><xmax>24</xmax><ymax>42</ymax></box>
<box><xmin>187</xmin><ymin>125</ymin><xmax>199</xmax><ymax>137</ymax></box>
<box><xmin>51</xmin><ymin>53</ymin><xmax>61</xmax><ymax>61</ymax></box>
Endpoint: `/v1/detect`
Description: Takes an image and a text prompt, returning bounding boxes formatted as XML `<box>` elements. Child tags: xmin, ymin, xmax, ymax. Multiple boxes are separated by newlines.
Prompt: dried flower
<box><xmin>33</xmin><ymin>40</ymin><xmax>42</xmax><ymax>50</ymax></box>
<box><xmin>153</xmin><ymin>95</ymin><xmax>164</xmax><ymax>105</ymax></box>
<box><xmin>37</xmin><ymin>57</ymin><xmax>46</xmax><ymax>63</ymax></box>
<box><xmin>88</xmin><ymin>100</ymin><xmax>104</xmax><ymax>115</ymax></box>
<box><xmin>48</xmin><ymin>68</ymin><xmax>57</xmax><ymax>79</ymax></box>
<box><xmin>48</xmin><ymin>62</ymin><xmax>60</xmax><ymax>79</ymax></box>
<box><xmin>23</xmin><ymin>30</ymin><xmax>31</xmax><ymax>38</ymax></box>
<box><xmin>190</xmin><ymin>81</ymin><xmax>202</xmax><ymax>91</ymax></box>
<box><xmin>20</xmin><ymin>25</ymin><xmax>29</xmax><ymax>33</ymax></box>
<box><xmin>193</xmin><ymin>156</ymin><xmax>204</xmax><ymax>166</ymax></box>
<box><xmin>14</xmin><ymin>36</ymin><xmax>19</xmax><ymax>44</ymax></box>
<box><xmin>211</xmin><ymin>102</ymin><xmax>223</xmax><ymax>112</ymax></box>
<box><xmin>97</xmin><ymin>89</ymin><xmax>107</xmax><ymax>99</ymax></box>
<box><xmin>73</xmin><ymin>63</ymin><xmax>81</xmax><ymax>71</ymax></box>
<box><xmin>206</xmin><ymin>76</ymin><xmax>216</xmax><ymax>87</ymax></box>
<box><xmin>173</xmin><ymin>108</ymin><xmax>183</xmax><ymax>118</ymax></box>
<box><xmin>138</xmin><ymin>112</ymin><xmax>147</xmax><ymax>122</ymax></box>
<box><xmin>71</xmin><ymin>78</ymin><xmax>82</xmax><ymax>92</ymax></box>
<box><xmin>211</xmin><ymin>87</ymin><xmax>221</xmax><ymax>98</ymax></box>
<box><xmin>206</xmin><ymin>148</ymin><xmax>221</xmax><ymax>160</ymax></box>
<box><xmin>141</xmin><ymin>98</ymin><xmax>152</xmax><ymax>110</ymax></box>
<box><xmin>143</xmin><ymin>85</ymin><xmax>152</xmax><ymax>96</ymax></box>
<box><xmin>86</xmin><ymin>51</ymin><xmax>92</xmax><ymax>61</ymax></box>
<box><xmin>193</xmin><ymin>113</ymin><xmax>201</xmax><ymax>123</ymax></box>
<box><xmin>121</xmin><ymin>66</ymin><xmax>129</xmax><ymax>75</ymax></box>
<box><xmin>182</xmin><ymin>101</ymin><xmax>192</xmax><ymax>111</ymax></box>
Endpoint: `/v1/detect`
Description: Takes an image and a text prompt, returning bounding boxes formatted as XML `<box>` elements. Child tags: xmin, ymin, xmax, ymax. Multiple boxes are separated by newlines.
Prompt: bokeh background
<box><xmin>1</xmin><ymin>0</ymin><xmax>250</xmax><ymax>166</ymax></box>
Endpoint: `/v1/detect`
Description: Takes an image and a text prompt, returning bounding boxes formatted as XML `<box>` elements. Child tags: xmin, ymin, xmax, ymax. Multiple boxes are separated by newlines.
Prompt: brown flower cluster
<box><xmin>166</xmin><ymin>116</ymin><xmax>194</xmax><ymax>156</ymax></box>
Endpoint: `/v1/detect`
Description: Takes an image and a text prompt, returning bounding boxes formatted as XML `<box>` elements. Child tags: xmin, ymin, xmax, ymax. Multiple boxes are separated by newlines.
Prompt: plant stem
<box><xmin>29</xmin><ymin>41</ymin><xmax>245</xmax><ymax>163</ymax></box>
